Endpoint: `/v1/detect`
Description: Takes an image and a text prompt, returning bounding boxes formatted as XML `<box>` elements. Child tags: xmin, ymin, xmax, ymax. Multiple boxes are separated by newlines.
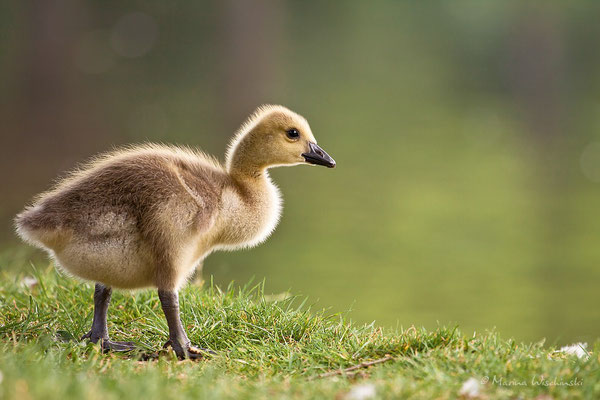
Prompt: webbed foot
<box><xmin>81</xmin><ymin>331</ymin><xmax>137</xmax><ymax>352</ymax></box>
<box><xmin>99</xmin><ymin>339</ymin><xmax>137</xmax><ymax>352</ymax></box>
<box><xmin>163</xmin><ymin>339</ymin><xmax>216</xmax><ymax>360</ymax></box>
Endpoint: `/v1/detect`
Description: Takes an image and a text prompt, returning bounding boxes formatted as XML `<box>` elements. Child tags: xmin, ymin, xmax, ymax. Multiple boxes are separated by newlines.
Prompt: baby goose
<box><xmin>15</xmin><ymin>105</ymin><xmax>335</xmax><ymax>359</ymax></box>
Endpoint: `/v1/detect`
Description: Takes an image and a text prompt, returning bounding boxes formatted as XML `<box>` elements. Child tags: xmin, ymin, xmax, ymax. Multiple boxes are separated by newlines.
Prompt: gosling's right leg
<box><xmin>81</xmin><ymin>283</ymin><xmax>137</xmax><ymax>352</ymax></box>
<box><xmin>158</xmin><ymin>289</ymin><xmax>213</xmax><ymax>359</ymax></box>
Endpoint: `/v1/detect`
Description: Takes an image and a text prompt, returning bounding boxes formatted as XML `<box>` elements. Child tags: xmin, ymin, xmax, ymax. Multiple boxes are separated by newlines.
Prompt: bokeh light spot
<box><xmin>580</xmin><ymin>142</ymin><xmax>600</xmax><ymax>182</ymax></box>
<box><xmin>111</xmin><ymin>12</ymin><xmax>158</xmax><ymax>58</ymax></box>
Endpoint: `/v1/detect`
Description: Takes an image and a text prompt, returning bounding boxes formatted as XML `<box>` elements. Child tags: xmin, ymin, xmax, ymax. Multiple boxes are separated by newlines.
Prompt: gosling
<box><xmin>15</xmin><ymin>105</ymin><xmax>335</xmax><ymax>359</ymax></box>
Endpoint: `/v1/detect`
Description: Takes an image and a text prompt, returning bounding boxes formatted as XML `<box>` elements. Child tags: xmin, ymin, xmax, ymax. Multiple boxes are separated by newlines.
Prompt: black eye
<box><xmin>286</xmin><ymin>128</ymin><xmax>300</xmax><ymax>139</ymax></box>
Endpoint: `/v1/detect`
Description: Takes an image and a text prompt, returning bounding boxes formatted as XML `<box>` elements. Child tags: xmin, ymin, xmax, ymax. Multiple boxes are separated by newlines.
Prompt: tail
<box><xmin>15</xmin><ymin>205</ymin><xmax>62</xmax><ymax>249</ymax></box>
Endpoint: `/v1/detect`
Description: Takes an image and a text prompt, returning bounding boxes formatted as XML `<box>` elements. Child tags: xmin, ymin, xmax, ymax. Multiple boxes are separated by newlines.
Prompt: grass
<box><xmin>0</xmin><ymin>265</ymin><xmax>598</xmax><ymax>399</ymax></box>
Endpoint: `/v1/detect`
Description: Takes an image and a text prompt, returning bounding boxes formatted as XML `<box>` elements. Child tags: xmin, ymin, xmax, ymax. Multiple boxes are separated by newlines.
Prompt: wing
<box><xmin>17</xmin><ymin>149</ymin><xmax>225</xmax><ymax>249</ymax></box>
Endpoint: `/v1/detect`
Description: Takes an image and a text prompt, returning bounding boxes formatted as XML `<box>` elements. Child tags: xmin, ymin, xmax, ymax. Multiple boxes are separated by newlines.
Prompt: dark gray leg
<box><xmin>81</xmin><ymin>283</ymin><xmax>136</xmax><ymax>352</ymax></box>
<box><xmin>158</xmin><ymin>289</ymin><xmax>211</xmax><ymax>359</ymax></box>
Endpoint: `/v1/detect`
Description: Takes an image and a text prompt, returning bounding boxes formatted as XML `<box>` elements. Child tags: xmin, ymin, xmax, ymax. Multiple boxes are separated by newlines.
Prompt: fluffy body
<box><xmin>14</xmin><ymin>105</ymin><xmax>320</xmax><ymax>291</ymax></box>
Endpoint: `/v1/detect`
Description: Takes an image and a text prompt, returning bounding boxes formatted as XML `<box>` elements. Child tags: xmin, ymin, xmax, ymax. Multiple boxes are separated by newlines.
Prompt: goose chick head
<box><xmin>226</xmin><ymin>105</ymin><xmax>335</xmax><ymax>177</ymax></box>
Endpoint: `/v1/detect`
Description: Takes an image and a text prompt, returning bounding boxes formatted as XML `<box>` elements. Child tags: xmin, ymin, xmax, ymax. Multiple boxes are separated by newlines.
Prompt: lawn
<box><xmin>0</xmin><ymin>264</ymin><xmax>598</xmax><ymax>399</ymax></box>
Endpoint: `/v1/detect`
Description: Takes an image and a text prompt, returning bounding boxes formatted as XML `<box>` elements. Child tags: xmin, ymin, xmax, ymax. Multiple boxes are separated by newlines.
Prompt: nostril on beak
<box><xmin>303</xmin><ymin>142</ymin><xmax>335</xmax><ymax>168</ymax></box>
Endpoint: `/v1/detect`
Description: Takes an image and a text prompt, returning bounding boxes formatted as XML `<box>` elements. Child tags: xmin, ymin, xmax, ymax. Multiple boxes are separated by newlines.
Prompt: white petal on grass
<box><xmin>459</xmin><ymin>377</ymin><xmax>481</xmax><ymax>398</ymax></box>
<box><xmin>0</xmin><ymin>369</ymin><xmax>3</xmax><ymax>384</ymax></box>
<box><xmin>345</xmin><ymin>383</ymin><xmax>376</xmax><ymax>400</ymax></box>
<box><xmin>556</xmin><ymin>343</ymin><xmax>589</xmax><ymax>360</ymax></box>
<box><xmin>21</xmin><ymin>276</ymin><xmax>38</xmax><ymax>289</ymax></box>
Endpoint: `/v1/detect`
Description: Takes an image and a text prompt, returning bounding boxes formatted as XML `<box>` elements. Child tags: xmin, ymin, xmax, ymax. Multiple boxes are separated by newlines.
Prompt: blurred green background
<box><xmin>1</xmin><ymin>1</ymin><xmax>599</xmax><ymax>344</ymax></box>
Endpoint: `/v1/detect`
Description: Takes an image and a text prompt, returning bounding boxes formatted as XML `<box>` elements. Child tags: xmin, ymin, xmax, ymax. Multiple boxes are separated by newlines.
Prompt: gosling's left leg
<box><xmin>81</xmin><ymin>283</ymin><xmax>137</xmax><ymax>352</ymax></box>
<box><xmin>158</xmin><ymin>289</ymin><xmax>211</xmax><ymax>359</ymax></box>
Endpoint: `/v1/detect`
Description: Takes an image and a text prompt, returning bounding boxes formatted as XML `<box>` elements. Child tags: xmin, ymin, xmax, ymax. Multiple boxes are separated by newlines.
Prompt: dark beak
<box><xmin>302</xmin><ymin>142</ymin><xmax>336</xmax><ymax>168</ymax></box>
